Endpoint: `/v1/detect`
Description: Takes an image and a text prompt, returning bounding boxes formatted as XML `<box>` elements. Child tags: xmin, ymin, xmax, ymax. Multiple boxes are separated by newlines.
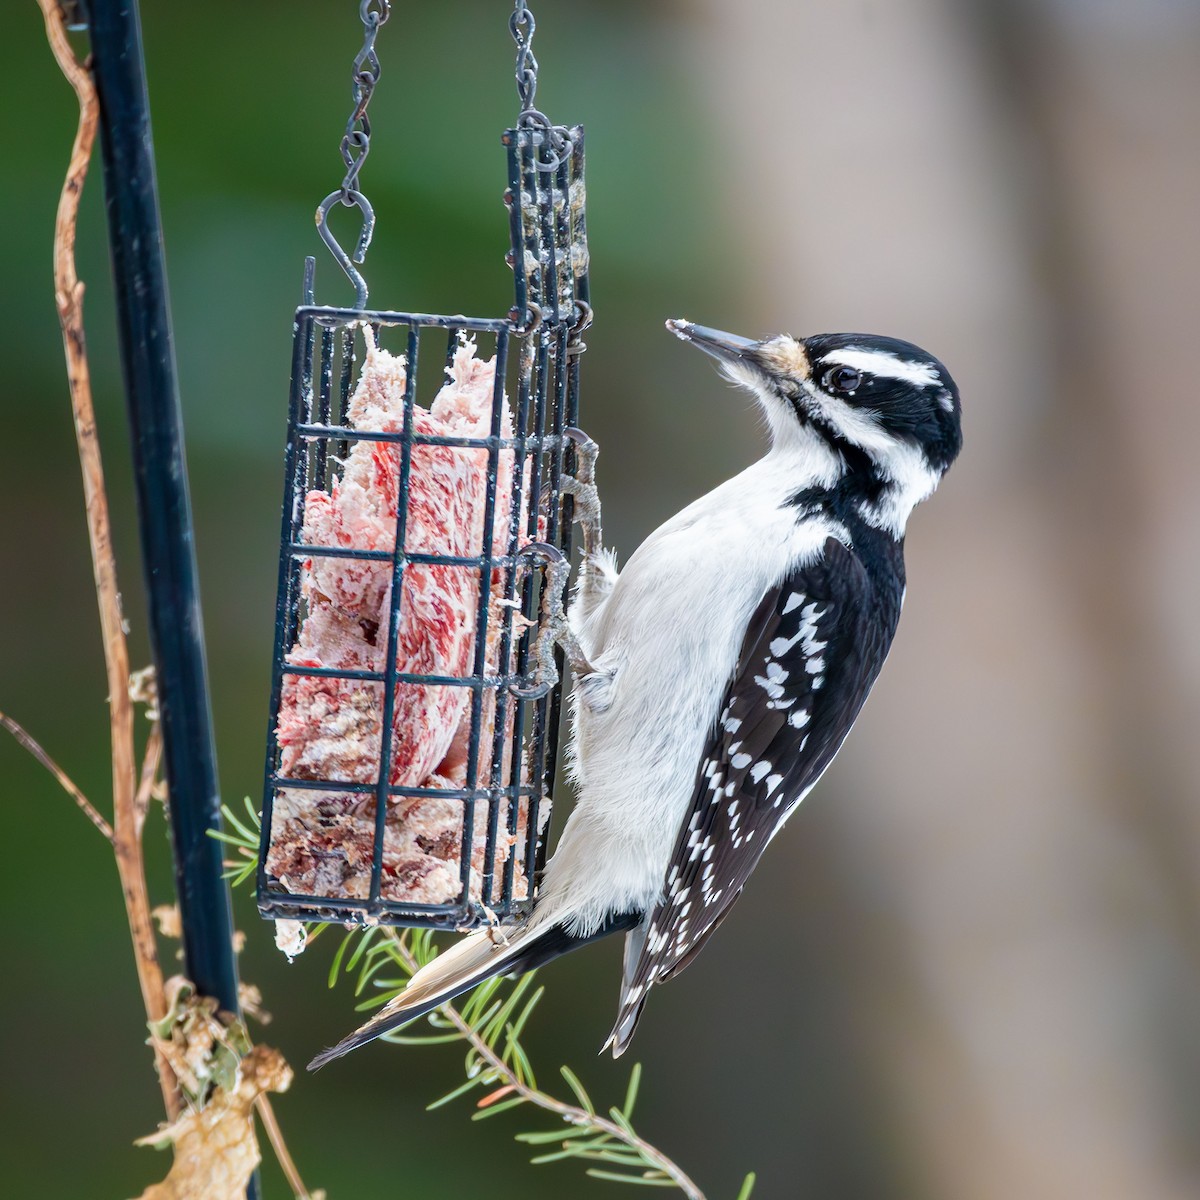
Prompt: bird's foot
<box><xmin>560</xmin><ymin>427</ymin><xmax>603</xmax><ymax>559</ymax></box>
<box><xmin>510</xmin><ymin>544</ymin><xmax>595</xmax><ymax>698</ymax></box>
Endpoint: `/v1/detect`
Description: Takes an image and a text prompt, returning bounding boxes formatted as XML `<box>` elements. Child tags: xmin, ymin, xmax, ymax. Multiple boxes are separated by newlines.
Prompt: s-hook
<box><xmin>315</xmin><ymin>0</ymin><xmax>391</xmax><ymax>308</ymax></box>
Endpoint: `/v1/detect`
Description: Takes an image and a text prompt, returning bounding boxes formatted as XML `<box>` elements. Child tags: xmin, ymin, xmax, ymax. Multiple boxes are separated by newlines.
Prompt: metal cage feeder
<box><xmin>257</xmin><ymin>13</ymin><xmax>592</xmax><ymax>932</ymax></box>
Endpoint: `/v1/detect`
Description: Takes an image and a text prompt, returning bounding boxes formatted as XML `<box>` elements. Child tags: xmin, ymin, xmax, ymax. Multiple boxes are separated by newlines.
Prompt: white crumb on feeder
<box><xmin>273</xmin><ymin>919</ymin><xmax>308</xmax><ymax>961</ymax></box>
<box><xmin>267</xmin><ymin>330</ymin><xmax>549</xmax><ymax>926</ymax></box>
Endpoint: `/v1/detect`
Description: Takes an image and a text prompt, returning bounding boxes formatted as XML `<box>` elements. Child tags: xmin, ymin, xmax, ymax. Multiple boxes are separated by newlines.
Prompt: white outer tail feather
<box><xmin>394</xmin><ymin>929</ymin><xmax>512</xmax><ymax>1007</ymax></box>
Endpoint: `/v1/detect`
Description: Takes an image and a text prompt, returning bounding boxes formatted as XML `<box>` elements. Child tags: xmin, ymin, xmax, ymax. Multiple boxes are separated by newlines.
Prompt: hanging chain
<box><xmin>510</xmin><ymin>2</ymin><xmax>573</xmax><ymax>171</ymax></box>
<box><xmin>316</xmin><ymin>0</ymin><xmax>392</xmax><ymax>309</ymax></box>
<box><xmin>337</xmin><ymin>0</ymin><xmax>390</xmax><ymax>201</ymax></box>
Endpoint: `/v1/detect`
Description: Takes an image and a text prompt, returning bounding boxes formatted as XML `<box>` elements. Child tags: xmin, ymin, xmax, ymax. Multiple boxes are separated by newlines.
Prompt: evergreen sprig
<box><xmin>329</xmin><ymin>927</ymin><xmax>754</xmax><ymax>1199</ymax></box>
<box><xmin>217</xmin><ymin>803</ymin><xmax>755</xmax><ymax>1199</ymax></box>
<box><xmin>209</xmin><ymin>795</ymin><xmax>261</xmax><ymax>888</ymax></box>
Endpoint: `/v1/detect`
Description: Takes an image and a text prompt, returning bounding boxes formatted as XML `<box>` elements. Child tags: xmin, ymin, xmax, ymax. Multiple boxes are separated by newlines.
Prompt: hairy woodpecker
<box><xmin>310</xmin><ymin>319</ymin><xmax>962</xmax><ymax>1069</ymax></box>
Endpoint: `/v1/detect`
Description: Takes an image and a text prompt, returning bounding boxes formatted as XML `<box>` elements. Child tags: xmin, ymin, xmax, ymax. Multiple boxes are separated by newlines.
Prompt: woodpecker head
<box><xmin>667</xmin><ymin>319</ymin><xmax>962</xmax><ymax>532</ymax></box>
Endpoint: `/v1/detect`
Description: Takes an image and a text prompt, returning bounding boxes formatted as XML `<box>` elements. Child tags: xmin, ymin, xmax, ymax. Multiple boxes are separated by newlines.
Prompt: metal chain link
<box><xmin>316</xmin><ymin>0</ymin><xmax>392</xmax><ymax>308</ymax></box>
<box><xmin>510</xmin><ymin>2</ymin><xmax>573</xmax><ymax>171</ymax></box>
<box><xmin>338</xmin><ymin>0</ymin><xmax>390</xmax><ymax>199</ymax></box>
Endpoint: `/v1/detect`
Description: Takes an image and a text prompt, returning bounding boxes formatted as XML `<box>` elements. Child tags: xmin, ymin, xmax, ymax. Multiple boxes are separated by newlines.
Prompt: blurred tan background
<box><xmin>2</xmin><ymin>1</ymin><xmax>1198</xmax><ymax>1197</ymax></box>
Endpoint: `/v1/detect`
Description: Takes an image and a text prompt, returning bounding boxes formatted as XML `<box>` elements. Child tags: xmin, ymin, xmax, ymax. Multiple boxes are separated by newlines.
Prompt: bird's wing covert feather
<box><xmin>607</xmin><ymin>536</ymin><xmax>901</xmax><ymax>1052</ymax></box>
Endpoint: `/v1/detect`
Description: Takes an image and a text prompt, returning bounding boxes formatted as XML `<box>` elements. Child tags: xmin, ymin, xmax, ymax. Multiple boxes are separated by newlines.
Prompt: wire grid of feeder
<box><xmin>258</xmin><ymin>126</ymin><xmax>591</xmax><ymax>930</ymax></box>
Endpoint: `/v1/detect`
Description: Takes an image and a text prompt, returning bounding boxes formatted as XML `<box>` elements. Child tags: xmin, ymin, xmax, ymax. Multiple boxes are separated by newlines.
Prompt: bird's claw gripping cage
<box><xmin>257</xmin><ymin>6</ymin><xmax>591</xmax><ymax>932</ymax></box>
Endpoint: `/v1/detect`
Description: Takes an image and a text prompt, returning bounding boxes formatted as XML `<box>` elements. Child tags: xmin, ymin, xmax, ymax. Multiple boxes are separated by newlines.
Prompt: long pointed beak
<box><xmin>665</xmin><ymin>319</ymin><xmax>758</xmax><ymax>364</ymax></box>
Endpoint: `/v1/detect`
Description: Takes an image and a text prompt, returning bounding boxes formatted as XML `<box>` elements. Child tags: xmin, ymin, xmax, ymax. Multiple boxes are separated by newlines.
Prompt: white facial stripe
<box><xmin>800</xmin><ymin>385</ymin><xmax>941</xmax><ymax>536</ymax></box>
<box><xmin>806</xmin><ymin>388</ymin><xmax>894</xmax><ymax>456</ymax></box>
<box><xmin>859</xmin><ymin>444</ymin><xmax>941</xmax><ymax>534</ymax></box>
<box><xmin>820</xmin><ymin>348</ymin><xmax>943</xmax><ymax>390</ymax></box>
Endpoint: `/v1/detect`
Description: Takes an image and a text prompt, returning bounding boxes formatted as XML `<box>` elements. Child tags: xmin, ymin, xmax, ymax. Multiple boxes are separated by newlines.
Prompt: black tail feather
<box><xmin>308</xmin><ymin>910</ymin><xmax>641</xmax><ymax>1072</ymax></box>
<box><xmin>308</xmin><ymin>988</ymin><xmax>455</xmax><ymax>1071</ymax></box>
<box><xmin>507</xmin><ymin>910</ymin><xmax>640</xmax><ymax>973</ymax></box>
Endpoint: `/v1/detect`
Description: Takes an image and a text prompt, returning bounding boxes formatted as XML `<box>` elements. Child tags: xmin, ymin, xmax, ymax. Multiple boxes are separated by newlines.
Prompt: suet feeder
<box><xmin>257</xmin><ymin>2</ymin><xmax>591</xmax><ymax>931</ymax></box>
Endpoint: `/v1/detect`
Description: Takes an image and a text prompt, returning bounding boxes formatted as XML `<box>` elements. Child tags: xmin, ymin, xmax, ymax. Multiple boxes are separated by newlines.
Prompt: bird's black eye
<box><xmin>822</xmin><ymin>365</ymin><xmax>862</xmax><ymax>394</ymax></box>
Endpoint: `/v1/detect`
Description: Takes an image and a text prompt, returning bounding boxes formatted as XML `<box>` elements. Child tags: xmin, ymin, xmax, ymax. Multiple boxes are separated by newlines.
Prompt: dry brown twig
<box><xmin>0</xmin><ymin>710</ymin><xmax>113</xmax><ymax>841</ymax></box>
<box><xmin>33</xmin><ymin>7</ymin><xmax>318</xmax><ymax>1197</ymax></box>
<box><xmin>135</xmin><ymin>723</ymin><xmax>164</xmax><ymax>836</ymax></box>
<box><xmin>254</xmin><ymin>1094</ymin><xmax>320</xmax><ymax>1200</ymax></box>
<box><xmin>36</xmin><ymin>0</ymin><xmax>179</xmax><ymax>1120</ymax></box>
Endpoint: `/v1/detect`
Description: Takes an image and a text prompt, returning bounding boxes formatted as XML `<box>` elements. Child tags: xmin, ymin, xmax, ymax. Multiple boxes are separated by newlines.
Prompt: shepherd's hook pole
<box><xmin>85</xmin><ymin>8</ymin><xmax>256</xmax><ymax>1191</ymax></box>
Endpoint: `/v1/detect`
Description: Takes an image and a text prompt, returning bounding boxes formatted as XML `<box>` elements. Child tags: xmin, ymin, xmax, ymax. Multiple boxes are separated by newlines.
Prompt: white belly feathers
<box><xmin>537</xmin><ymin>454</ymin><xmax>843</xmax><ymax>936</ymax></box>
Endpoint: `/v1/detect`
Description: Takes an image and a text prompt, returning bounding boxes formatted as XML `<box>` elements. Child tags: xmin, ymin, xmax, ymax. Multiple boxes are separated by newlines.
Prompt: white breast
<box><xmin>539</xmin><ymin>448</ymin><xmax>845</xmax><ymax>937</ymax></box>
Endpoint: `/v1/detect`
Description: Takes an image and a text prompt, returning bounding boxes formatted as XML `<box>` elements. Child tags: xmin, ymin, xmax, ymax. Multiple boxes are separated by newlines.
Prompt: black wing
<box><xmin>607</xmin><ymin>536</ymin><xmax>903</xmax><ymax>1054</ymax></box>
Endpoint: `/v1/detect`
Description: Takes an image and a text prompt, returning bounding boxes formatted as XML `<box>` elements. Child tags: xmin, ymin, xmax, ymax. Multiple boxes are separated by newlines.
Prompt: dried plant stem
<box><xmin>37</xmin><ymin>0</ymin><xmax>180</xmax><ymax>1122</ymax></box>
<box><xmin>254</xmin><ymin>1095</ymin><xmax>316</xmax><ymax>1200</ymax></box>
<box><xmin>391</xmin><ymin>937</ymin><xmax>706</xmax><ymax>1200</ymax></box>
<box><xmin>134</xmin><ymin>725</ymin><xmax>163</xmax><ymax>837</ymax></box>
<box><xmin>0</xmin><ymin>710</ymin><xmax>114</xmax><ymax>841</ymax></box>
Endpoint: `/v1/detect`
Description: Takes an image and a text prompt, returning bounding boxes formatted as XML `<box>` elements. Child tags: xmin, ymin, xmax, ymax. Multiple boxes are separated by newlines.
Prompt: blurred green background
<box><xmin>4</xmin><ymin>1</ymin><xmax>1200</xmax><ymax>1197</ymax></box>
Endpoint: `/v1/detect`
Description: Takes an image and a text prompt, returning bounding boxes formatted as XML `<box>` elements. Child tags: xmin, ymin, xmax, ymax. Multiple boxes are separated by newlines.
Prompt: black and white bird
<box><xmin>309</xmin><ymin>319</ymin><xmax>962</xmax><ymax>1069</ymax></box>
